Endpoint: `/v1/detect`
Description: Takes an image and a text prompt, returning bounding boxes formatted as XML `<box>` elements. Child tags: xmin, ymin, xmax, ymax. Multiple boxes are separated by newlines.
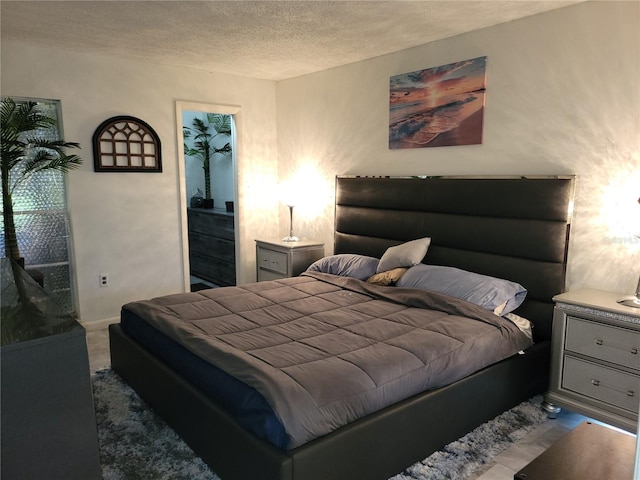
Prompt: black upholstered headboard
<box><xmin>334</xmin><ymin>176</ymin><xmax>575</xmax><ymax>342</ymax></box>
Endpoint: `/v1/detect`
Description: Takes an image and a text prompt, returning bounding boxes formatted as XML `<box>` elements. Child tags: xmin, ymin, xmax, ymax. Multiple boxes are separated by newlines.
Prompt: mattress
<box><xmin>121</xmin><ymin>272</ymin><xmax>532</xmax><ymax>449</ymax></box>
<box><xmin>121</xmin><ymin>309</ymin><xmax>289</xmax><ymax>448</ymax></box>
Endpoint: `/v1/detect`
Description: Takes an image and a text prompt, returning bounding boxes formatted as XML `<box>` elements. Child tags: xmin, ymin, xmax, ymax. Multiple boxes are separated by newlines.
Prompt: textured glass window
<box><xmin>1</xmin><ymin>98</ymin><xmax>75</xmax><ymax>314</ymax></box>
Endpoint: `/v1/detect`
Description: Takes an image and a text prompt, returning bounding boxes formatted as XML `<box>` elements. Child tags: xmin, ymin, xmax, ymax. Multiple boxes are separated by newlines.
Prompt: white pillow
<box><xmin>376</xmin><ymin>237</ymin><xmax>431</xmax><ymax>273</ymax></box>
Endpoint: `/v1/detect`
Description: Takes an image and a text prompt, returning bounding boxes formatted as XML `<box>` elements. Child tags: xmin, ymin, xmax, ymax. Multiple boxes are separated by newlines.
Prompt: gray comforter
<box><xmin>123</xmin><ymin>272</ymin><xmax>532</xmax><ymax>448</ymax></box>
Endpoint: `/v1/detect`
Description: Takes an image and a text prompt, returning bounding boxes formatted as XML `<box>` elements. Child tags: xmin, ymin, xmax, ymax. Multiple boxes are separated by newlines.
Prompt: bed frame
<box><xmin>109</xmin><ymin>175</ymin><xmax>575</xmax><ymax>480</ymax></box>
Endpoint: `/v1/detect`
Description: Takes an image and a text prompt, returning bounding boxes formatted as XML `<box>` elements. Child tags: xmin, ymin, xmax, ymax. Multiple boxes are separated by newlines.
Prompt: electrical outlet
<box><xmin>99</xmin><ymin>274</ymin><xmax>109</xmax><ymax>287</ymax></box>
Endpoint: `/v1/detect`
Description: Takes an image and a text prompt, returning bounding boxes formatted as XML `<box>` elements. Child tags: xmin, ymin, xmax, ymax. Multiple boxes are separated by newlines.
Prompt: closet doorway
<box><xmin>175</xmin><ymin>101</ymin><xmax>239</xmax><ymax>291</ymax></box>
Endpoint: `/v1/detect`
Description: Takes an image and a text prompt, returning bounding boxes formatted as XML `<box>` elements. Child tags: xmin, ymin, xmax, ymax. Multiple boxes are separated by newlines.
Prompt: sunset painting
<box><xmin>389</xmin><ymin>56</ymin><xmax>487</xmax><ymax>149</ymax></box>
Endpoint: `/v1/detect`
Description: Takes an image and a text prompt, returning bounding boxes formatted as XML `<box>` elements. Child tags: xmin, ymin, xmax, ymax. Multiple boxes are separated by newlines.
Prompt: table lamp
<box><xmin>282</xmin><ymin>203</ymin><xmax>299</xmax><ymax>242</ymax></box>
<box><xmin>617</xmin><ymin>196</ymin><xmax>640</xmax><ymax>308</ymax></box>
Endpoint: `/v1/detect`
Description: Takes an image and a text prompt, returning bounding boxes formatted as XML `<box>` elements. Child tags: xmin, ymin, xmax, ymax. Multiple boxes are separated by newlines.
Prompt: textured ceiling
<box><xmin>1</xmin><ymin>1</ymin><xmax>581</xmax><ymax>81</ymax></box>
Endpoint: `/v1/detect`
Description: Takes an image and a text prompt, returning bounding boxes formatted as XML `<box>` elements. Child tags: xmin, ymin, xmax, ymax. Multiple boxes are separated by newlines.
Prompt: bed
<box><xmin>109</xmin><ymin>175</ymin><xmax>575</xmax><ymax>480</ymax></box>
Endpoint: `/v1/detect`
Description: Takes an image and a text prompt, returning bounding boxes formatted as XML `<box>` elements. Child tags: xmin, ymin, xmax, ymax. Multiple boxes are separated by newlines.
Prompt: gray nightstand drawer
<box><xmin>566</xmin><ymin>317</ymin><xmax>640</xmax><ymax>371</ymax></box>
<box><xmin>258</xmin><ymin>269</ymin><xmax>287</xmax><ymax>282</ymax></box>
<box><xmin>257</xmin><ymin>247</ymin><xmax>288</xmax><ymax>275</ymax></box>
<box><xmin>562</xmin><ymin>356</ymin><xmax>640</xmax><ymax>412</ymax></box>
<box><xmin>256</xmin><ymin>239</ymin><xmax>324</xmax><ymax>282</ymax></box>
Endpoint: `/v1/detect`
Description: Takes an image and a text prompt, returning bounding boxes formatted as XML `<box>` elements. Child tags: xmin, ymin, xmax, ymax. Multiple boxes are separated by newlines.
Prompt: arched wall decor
<box><xmin>92</xmin><ymin>116</ymin><xmax>162</xmax><ymax>172</ymax></box>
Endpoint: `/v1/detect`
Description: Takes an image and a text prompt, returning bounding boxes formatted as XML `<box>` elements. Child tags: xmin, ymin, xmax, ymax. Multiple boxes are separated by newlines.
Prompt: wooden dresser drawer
<box><xmin>565</xmin><ymin>317</ymin><xmax>640</xmax><ymax>371</ymax></box>
<box><xmin>187</xmin><ymin>208</ymin><xmax>236</xmax><ymax>285</ymax></box>
<box><xmin>257</xmin><ymin>247</ymin><xmax>288</xmax><ymax>275</ymax></box>
<box><xmin>189</xmin><ymin>252</ymin><xmax>236</xmax><ymax>287</ymax></box>
<box><xmin>189</xmin><ymin>232</ymin><xmax>235</xmax><ymax>258</ymax></box>
<box><xmin>562</xmin><ymin>355</ymin><xmax>640</xmax><ymax>413</ymax></box>
<box><xmin>188</xmin><ymin>210</ymin><xmax>234</xmax><ymax>240</ymax></box>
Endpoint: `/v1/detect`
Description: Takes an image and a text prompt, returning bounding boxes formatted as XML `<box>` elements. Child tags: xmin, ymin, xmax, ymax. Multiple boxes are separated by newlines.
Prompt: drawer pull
<box><xmin>593</xmin><ymin>338</ymin><xmax>639</xmax><ymax>356</ymax></box>
<box><xmin>590</xmin><ymin>378</ymin><xmax>635</xmax><ymax>397</ymax></box>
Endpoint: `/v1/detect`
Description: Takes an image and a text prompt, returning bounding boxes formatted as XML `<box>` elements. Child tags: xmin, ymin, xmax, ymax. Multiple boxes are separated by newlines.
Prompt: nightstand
<box><xmin>545</xmin><ymin>289</ymin><xmax>640</xmax><ymax>433</ymax></box>
<box><xmin>256</xmin><ymin>239</ymin><xmax>324</xmax><ymax>281</ymax></box>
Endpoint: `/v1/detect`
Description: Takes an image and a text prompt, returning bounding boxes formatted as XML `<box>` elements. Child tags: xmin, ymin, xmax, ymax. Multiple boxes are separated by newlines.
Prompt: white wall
<box><xmin>1</xmin><ymin>43</ymin><xmax>280</xmax><ymax>323</ymax></box>
<box><xmin>276</xmin><ymin>1</ymin><xmax>640</xmax><ymax>294</ymax></box>
<box><xmin>2</xmin><ymin>2</ymin><xmax>638</xmax><ymax>324</ymax></box>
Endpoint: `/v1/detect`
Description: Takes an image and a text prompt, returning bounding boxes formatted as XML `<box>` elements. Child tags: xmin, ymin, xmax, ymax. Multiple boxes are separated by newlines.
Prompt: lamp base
<box><xmin>617</xmin><ymin>295</ymin><xmax>640</xmax><ymax>308</ymax></box>
<box><xmin>282</xmin><ymin>235</ymin><xmax>299</xmax><ymax>242</ymax></box>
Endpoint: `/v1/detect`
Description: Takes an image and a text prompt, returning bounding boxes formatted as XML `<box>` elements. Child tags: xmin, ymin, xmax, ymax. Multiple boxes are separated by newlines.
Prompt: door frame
<box><xmin>174</xmin><ymin>100</ymin><xmax>241</xmax><ymax>291</ymax></box>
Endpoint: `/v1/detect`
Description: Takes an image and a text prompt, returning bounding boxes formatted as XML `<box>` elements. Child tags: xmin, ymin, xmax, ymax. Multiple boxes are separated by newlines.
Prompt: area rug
<box><xmin>93</xmin><ymin>369</ymin><xmax>548</xmax><ymax>480</ymax></box>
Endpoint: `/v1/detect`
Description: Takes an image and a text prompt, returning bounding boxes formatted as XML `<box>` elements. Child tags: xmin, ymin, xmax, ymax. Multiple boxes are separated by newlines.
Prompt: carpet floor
<box><xmin>93</xmin><ymin>369</ymin><xmax>548</xmax><ymax>480</ymax></box>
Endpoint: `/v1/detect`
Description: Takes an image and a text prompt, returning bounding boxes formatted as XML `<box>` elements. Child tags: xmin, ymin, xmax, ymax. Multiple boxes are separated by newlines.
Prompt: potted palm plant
<box><xmin>1</xmin><ymin>101</ymin><xmax>99</xmax><ymax>476</ymax></box>
<box><xmin>1</xmin><ymin>98</ymin><xmax>82</xmax><ymax>268</ymax></box>
<box><xmin>183</xmin><ymin>113</ymin><xmax>231</xmax><ymax>209</ymax></box>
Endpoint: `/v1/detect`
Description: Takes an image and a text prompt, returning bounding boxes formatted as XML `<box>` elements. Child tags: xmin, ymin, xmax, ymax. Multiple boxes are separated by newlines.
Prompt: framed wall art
<box><xmin>92</xmin><ymin>116</ymin><xmax>162</xmax><ymax>172</ymax></box>
<box><xmin>389</xmin><ymin>56</ymin><xmax>487</xmax><ymax>149</ymax></box>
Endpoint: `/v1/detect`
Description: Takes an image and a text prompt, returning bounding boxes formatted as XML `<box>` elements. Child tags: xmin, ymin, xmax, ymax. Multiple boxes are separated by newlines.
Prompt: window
<box><xmin>1</xmin><ymin>97</ymin><xmax>76</xmax><ymax>313</ymax></box>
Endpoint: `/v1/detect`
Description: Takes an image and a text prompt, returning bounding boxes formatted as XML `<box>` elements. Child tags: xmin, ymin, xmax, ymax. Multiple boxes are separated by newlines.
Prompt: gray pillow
<box><xmin>396</xmin><ymin>264</ymin><xmax>527</xmax><ymax>315</ymax></box>
<box><xmin>376</xmin><ymin>237</ymin><xmax>431</xmax><ymax>273</ymax></box>
<box><xmin>306</xmin><ymin>254</ymin><xmax>379</xmax><ymax>280</ymax></box>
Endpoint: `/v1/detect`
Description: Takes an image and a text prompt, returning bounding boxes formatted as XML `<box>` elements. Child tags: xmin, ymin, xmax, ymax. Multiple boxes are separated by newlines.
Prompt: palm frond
<box><xmin>2</xmin><ymin>98</ymin><xmax>83</xmax><ymax>186</ymax></box>
<box><xmin>23</xmin><ymin>151</ymin><xmax>82</xmax><ymax>174</ymax></box>
<box><xmin>12</xmin><ymin>151</ymin><xmax>82</xmax><ymax>193</ymax></box>
<box><xmin>24</xmin><ymin>138</ymin><xmax>81</xmax><ymax>151</ymax></box>
<box><xmin>1</xmin><ymin>145</ymin><xmax>26</xmax><ymax>171</ymax></box>
<box><xmin>184</xmin><ymin>147</ymin><xmax>202</xmax><ymax>158</ymax></box>
<box><xmin>1</xmin><ymin>100</ymin><xmax>55</xmax><ymax>137</ymax></box>
<box><xmin>213</xmin><ymin>142</ymin><xmax>232</xmax><ymax>156</ymax></box>
<box><xmin>209</xmin><ymin>114</ymin><xmax>232</xmax><ymax>136</ymax></box>
<box><xmin>191</xmin><ymin>117</ymin><xmax>208</xmax><ymax>134</ymax></box>
<box><xmin>1</xmin><ymin>96</ymin><xmax>83</xmax><ymax>262</ymax></box>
